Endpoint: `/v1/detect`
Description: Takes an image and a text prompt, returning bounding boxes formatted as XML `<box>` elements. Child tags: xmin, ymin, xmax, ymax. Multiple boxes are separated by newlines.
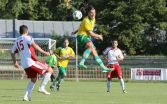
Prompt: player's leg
<box><xmin>50</xmin><ymin>74</ymin><xmax>55</xmax><ymax>82</ymax></box>
<box><xmin>106</xmin><ymin>70</ymin><xmax>112</xmax><ymax>93</ymax></box>
<box><xmin>79</xmin><ymin>48</ymin><xmax>91</xmax><ymax>68</ymax></box>
<box><xmin>106</xmin><ymin>78</ymin><xmax>111</xmax><ymax>93</ymax></box>
<box><xmin>39</xmin><ymin>66</ymin><xmax>53</xmax><ymax>95</ymax></box>
<box><xmin>119</xmin><ymin>77</ymin><xmax>127</xmax><ymax>93</ymax></box>
<box><xmin>23</xmin><ymin>78</ymin><xmax>37</xmax><ymax>101</ymax></box>
<box><xmin>56</xmin><ymin>67</ymin><xmax>67</xmax><ymax>91</ymax></box>
<box><xmin>32</xmin><ymin>61</ymin><xmax>53</xmax><ymax>95</ymax></box>
<box><xmin>88</xmin><ymin>42</ymin><xmax>112</xmax><ymax>72</ymax></box>
<box><xmin>23</xmin><ymin>67</ymin><xmax>38</xmax><ymax>101</ymax></box>
<box><xmin>77</xmin><ymin>35</ymin><xmax>91</xmax><ymax>68</ymax></box>
<box><xmin>50</xmin><ymin>67</ymin><xmax>57</xmax><ymax>82</ymax></box>
<box><xmin>50</xmin><ymin>67</ymin><xmax>61</xmax><ymax>91</ymax></box>
<box><xmin>116</xmin><ymin>64</ymin><xmax>127</xmax><ymax>93</ymax></box>
<box><xmin>50</xmin><ymin>75</ymin><xmax>59</xmax><ymax>91</ymax></box>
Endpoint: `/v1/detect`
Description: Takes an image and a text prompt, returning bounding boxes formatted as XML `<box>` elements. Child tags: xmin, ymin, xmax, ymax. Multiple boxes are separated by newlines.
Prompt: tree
<box><xmin>0</xmin><ymin>0</ymin><xmax>167</xmax><ymax>55</ymax></box>
<box><xmin>97</xmin><ymin>0</ymin><xmax>167</xmax><ymax>55</ymax></box>
<box><xmin>0</xmin><ymin>0</ymin><xmax>23</xmax><ymax>19</ymax></box>
<box><xmin>0</xmin><ymin>0</ymin><xmax>8</xmax><ymax>18</ymax></box>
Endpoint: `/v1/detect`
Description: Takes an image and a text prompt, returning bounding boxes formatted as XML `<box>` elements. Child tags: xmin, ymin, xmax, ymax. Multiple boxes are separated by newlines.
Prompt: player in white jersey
<box><xmin>103</xmin><ymin>39</ymin><xmax>127</xmax><ymax>94</ymax></box>
<box><xmin>11</xmin><ymin>25</ymin><xmax>53</xmax><ymax>101</ymax></box>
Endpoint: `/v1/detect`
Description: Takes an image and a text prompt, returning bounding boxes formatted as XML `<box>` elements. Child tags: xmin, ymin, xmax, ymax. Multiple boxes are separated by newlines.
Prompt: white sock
<box><xmin>24</xmin><ymin>81</ymin><xmax>35</xmax><ymax>98</ymax></box>
<box><xmin>40</xmin><ymin>73</ymin><xmax>51</xmax><ymax>90</ymax></box>
<box><xmin>120</xmin><ymin>78</ymin><xmax>125</xmax><ymax>91</ymax></box>
<box><xmin>106</xmin><ymin>79</ymin><xmax>111</xmax><ymax>92</ymax></box>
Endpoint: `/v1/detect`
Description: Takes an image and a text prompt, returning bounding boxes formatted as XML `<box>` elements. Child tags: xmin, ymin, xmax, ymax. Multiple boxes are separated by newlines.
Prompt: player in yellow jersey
<box><xmin>72</xmin><ymin>5</ymin><xmax>112</xmax><ymax>72</ymax></box>
<box><xmin>50</xmin><ymin>38</ymin><xmax>75</xmax><ymax>91</ymax></box>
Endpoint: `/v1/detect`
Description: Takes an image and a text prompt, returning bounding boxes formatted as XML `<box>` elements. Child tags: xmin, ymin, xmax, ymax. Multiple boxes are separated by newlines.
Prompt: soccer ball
<box><xmin>72</xmin><ymin>10</ymin><xmax>82</xmax><ymax>20</ymax></box>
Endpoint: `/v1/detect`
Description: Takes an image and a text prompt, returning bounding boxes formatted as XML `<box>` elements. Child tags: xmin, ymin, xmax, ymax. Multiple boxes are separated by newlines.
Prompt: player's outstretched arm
<box><xmin>88</xmin><ymin>31</ymin><xmax>103</xmax><ymax>41</ymax></box>
<box><xmin>31</xmin><ymin>42</ymin><xmax>50</xmax><ymax>56</ymax></box>
<box><xmin>71</xmin><ymin>29</ymin><xmax>78</xmax><ymax>35</ymax></box>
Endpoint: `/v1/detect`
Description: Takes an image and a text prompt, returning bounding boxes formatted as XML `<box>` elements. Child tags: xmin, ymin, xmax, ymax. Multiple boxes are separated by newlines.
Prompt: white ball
<box><xmin>72</xmin><ymin>10</ymin><xmax>82</xmax><ymax>20</ymax></box>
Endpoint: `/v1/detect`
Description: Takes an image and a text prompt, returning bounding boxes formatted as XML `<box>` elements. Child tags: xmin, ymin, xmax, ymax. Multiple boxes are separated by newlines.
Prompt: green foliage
<box><xmin>0</xmin><ymin>0</ymin><xmax>167</xmax><ymax>55</ymax></box>
<box><xmin>53</xmin><ymin>3</ymin><xmax>74</xmax><ymax>21</ymax></box>
<box><xmin>18</xmin><ymin>0</ymin><xmax>38</xmax><ymax>20</ymax></box>
<box><xmin>98</xmin><ymin>0</ymin><xmax>167</xmax><ymax>55</ymax></box>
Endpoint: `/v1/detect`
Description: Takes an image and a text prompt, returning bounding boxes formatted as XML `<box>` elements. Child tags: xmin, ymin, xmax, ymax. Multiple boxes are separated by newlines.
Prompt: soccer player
<box><xmin>50</xmin><ymin>38</ymin><xmax>75</xmax><ymax>91</ymax></box>
<box><xmin>72</xmin><ymin>5</ymin><xmax>112</xmax><ymax>72</ymax></box>
<box><xmin>46</xmin><ymin>50</ymin><xmax>57</xmax><ymax>82</ymax></box>
<box><xmin>11</xmin><ymin>25</ymin><xmax>53</xmax><ymax>101</ymax></box>
<box><xmin>103</xmin><ymin>39</ymin><xmax>127</xmax><ymax>93</ymax></box>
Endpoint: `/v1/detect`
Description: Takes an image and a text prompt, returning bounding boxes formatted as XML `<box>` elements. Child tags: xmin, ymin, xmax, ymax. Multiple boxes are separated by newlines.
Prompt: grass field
<box><xmin>0</xmin><ymin>80</ymin><xmax>166</xmax><ymax>104</ymax></box>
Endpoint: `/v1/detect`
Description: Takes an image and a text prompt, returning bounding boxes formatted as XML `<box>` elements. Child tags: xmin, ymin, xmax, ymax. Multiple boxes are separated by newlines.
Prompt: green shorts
<box><xmin>58</xmin><ymin>66</ymin><xmax>67</xmax><ymax>79</ymax></box>
<box><xmin>77</xmin><ymin>35</ymin><xmax>91</xmax><ymax>47</ymax></box>
<box><xmin>77</xmin><ymin>34</ymin><xmax>96</xmax><ymax>49</ymax></box>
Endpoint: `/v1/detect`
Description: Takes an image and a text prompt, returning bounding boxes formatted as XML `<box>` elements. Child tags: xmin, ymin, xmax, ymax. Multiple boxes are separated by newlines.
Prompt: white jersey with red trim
<box><xmin>103</xmin><ymin>47</ymin><xmax>124</xmax><ymax>65</ymax></box>
<box><xmin>11</xmin><ymin>35</ymin><xmax>37</xmax><ymax>69</ymax></box>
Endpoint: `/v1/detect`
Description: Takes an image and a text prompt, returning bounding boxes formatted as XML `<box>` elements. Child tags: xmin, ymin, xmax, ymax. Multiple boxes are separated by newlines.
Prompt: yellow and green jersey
<box><xmin>77</xmin><ymin>16</ymin><xmax>95</xmax><ymax>36</ymax></box>
<box><xmin>55</xmin><ymin>47</ymin><xmax>75</xmax><ymax>67</ymax></box>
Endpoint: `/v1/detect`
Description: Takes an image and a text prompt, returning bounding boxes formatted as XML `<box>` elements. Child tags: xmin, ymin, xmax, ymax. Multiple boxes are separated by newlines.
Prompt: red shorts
<box><xmin>24</xmin><ymin>61</ymin><xmax>50</xmax><ymax>78</ymax></box>
<box><xmin>106</xmin><ymin>64</ymin><xmax>122</xmax><ymax>79</ymax></box>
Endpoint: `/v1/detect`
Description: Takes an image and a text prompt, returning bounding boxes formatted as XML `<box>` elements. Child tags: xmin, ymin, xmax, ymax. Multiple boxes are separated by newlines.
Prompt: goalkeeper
<box><xmin>46</xmin><ymin>50</ymin><xmax>58</xmax><ymax>82</ymax></box>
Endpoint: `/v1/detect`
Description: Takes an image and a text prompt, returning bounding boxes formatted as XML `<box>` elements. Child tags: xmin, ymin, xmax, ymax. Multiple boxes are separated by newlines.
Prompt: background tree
<box><xmin>2</xmin><ymin>0</ymin><xmax>23</xmax><ymax>19</ymax></box>
<box><xmin>96</xmin><ymin>0</ymin><xmax>167</xmax><ymax>55</ymax></box>
<box><xmin>0</xmin><ymin>0</ymin><xmax>167</xmax><ymax>55</ymax></box>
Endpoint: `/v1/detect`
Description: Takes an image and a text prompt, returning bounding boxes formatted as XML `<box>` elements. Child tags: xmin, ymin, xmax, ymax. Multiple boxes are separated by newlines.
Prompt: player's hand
<box><xmin>116</xmin><ymin>56</ymin><xmax>123</xmax><ymax>61</ymax></box>
<box><xmin>97</xmin><ymin>35</ymin><xmax>103</xmax><ymax>41</ymax></box>
<box><xmin>63</xmin><ymin>54</ymin><xmax>70</xmax><ymax>59</ymax></box>
<box><xmin>14</xmin><ymin>61</ymin><xmax>20</xmax><ymax>68</ymax></box>
<box><xmin>58</xmin><ymin>56</ymin><xmax>64</xmax><ymax>60</ymax></box>
<box><xmin>44</xmin><ymin>52</ymin><xmax>50</xmax><ymax>56</ymax></box>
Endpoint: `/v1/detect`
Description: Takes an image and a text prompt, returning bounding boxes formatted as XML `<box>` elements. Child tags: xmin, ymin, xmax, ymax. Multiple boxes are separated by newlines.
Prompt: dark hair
<box><xmin>64</xmin><ymin>38</ymin><xmax>69</xmax><ymax>42</ymax></box>
<box><xmin>86</xmin><ymin>5</ymin><xmax>95</xmax><ymax>15</ymax></box>
<box><xmin>110</xmin><ymin>38</ymin><xmax>118</xmax><ymax>44</ymax></box>
<box><xmin>19</xmin><ymin>25</ymin><xmax>28</xmax><ymax>34</ymax></box>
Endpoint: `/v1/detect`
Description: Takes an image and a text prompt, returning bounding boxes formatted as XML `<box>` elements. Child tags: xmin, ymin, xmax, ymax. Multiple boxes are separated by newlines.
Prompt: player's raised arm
<box><xmin>71</xmin><ymin>29</ymin><xmax>78</xmax><ymax>35</ymax></box>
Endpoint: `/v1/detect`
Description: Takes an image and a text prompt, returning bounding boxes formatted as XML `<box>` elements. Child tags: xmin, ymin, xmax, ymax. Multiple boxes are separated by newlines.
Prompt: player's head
<box><xmin>19</xmin><ymin>25</ymin><xmax>28</xmax><ymax>35</ymax></box>
<box><xmin>86</xmin><ymin>5</ymin><xmax>96</xmax><ymax>19</ymax></box>
<box><xmin>63</xmin><ymin>38</ymin><xmax>69</xmax><ymax>47</ymax></box>
<box><xmin>111</xmin><ymin>39</ymin><xmax>118</xmax><ymax>48</ymax></box>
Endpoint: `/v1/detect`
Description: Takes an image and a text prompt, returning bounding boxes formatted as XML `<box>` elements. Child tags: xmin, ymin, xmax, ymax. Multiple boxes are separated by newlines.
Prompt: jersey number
<box><xmin>17</xmin><ymin>40</ymin><xmax>24</xmax><ymax>51</ymax></box>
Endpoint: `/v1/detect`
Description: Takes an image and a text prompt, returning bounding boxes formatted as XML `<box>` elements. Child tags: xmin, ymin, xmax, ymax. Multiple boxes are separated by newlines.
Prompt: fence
<box><xmin>0</xmin><ymin>67</ymin><xmax>130</xmax><ymax>80</ymax></box>
<box><xmin>67</xmin><ymin>67</ymin><xmax>130</xmax><ymax>80</ymax></box>
<box><xmin>0</xmin><ymin>56</ymin><xmax>167</xmax><ymax>80</ymax></box>
<box><xmin>1</xmin><ymin>37</ymin><xmax>167</xmax><ymax>80</ymax></box>
<box><xmin>0</xmin><ymin>19</ymin><xmax>80</xmax><ymax>38</ymax></box>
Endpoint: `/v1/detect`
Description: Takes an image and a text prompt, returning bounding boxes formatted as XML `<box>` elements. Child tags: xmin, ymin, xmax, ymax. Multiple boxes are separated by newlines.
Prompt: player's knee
<box><xmin>48</xmin><ymin>67</ymin><xmax>53</xmax><ymax>74</ymax></box>
<box><xmin>92</xmin><ymin>48</ymin><xmax>96</xmax><ymax>52</ymax></box>
<box><xmin>86</xmin><ymin>42</ymin><xmax>93</xmax><ymax>48</ymax></box>
<box><xmin>118</xmin><ymin>76</ymin><xmax>122</xmax><ymax>79</ymax></box>
<box><xmin>31</xmin><ymin>78</ymin><xmax>37</xmax><ymax>83</ymax></box>
<box><xmin>107</xmin><ymin>78</ymin><xmax>111</xmax><ymax>81</ymax></box>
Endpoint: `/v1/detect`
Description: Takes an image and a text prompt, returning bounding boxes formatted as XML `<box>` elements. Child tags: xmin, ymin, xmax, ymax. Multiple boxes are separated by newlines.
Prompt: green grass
<box><xmin>0</xmin><ymin>80</ymin><xmax>166</xmax><ymax>104</ymax></box>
